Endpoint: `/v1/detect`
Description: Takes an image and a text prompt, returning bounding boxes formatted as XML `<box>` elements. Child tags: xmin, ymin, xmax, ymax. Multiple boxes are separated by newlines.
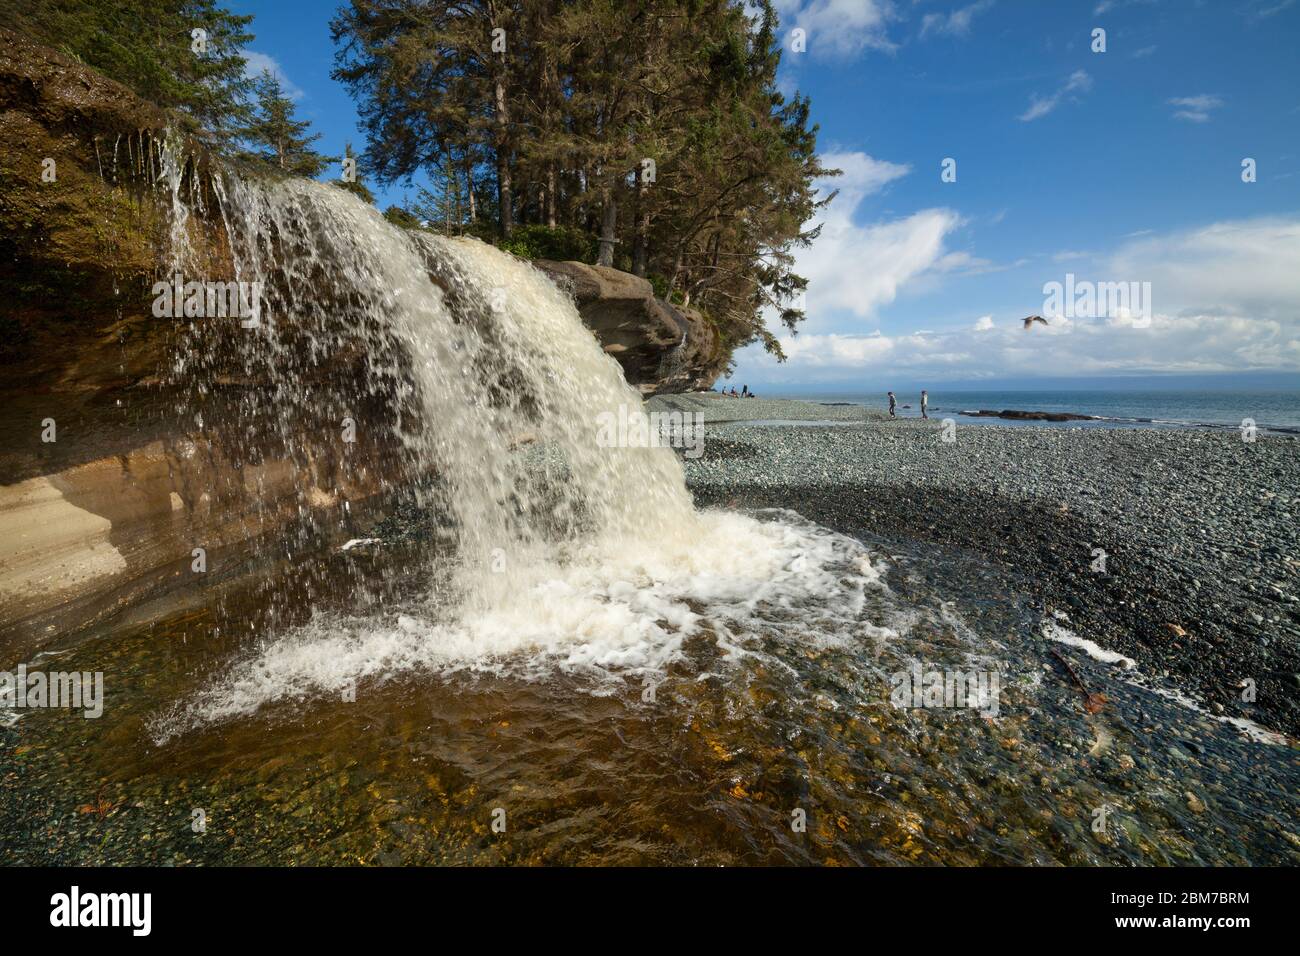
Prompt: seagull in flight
<box><xmin>1022</xmin><ymin>315</ymin><xmax>1049</xmax><ymax>330</ymax></box>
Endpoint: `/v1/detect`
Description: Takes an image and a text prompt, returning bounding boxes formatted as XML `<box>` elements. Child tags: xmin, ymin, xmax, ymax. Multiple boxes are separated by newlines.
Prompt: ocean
<box><xmin>762</xmin><ymin>389</ymin><xmax>1300</xmax><ymax>433</ymax></box>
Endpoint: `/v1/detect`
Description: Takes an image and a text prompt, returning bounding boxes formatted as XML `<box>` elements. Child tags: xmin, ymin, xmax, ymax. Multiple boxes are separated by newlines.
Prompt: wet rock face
<box><xmin>0</xmin><ymin>386</ymin><xmax>411</xmax><ymax>653</ymax></box>
<box><xmin>0</xmin><ymin>28</ymin><xmax>195</xmax><ymax>393</ymax></box>
<box><xmin>0</xmin><ymin>30</ymin><xmax>722</xmax><ymax>646</ymax></box>
<box><xmin>534</xmin><ymin>260</ymin><xmax>725</xmax><ymax>395</ymax></box>
<box><xmin>0</xmin><ymin>31</ymin><xmax>404</xmax><ymax>649</ymax></box>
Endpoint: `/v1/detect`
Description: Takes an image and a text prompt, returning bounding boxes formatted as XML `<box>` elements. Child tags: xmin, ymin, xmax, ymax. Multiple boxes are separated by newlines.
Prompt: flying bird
<box><xmin>1022</xmin><ymin>315</ymin><xmax>1048</xmax><ymax>330</ymax></box>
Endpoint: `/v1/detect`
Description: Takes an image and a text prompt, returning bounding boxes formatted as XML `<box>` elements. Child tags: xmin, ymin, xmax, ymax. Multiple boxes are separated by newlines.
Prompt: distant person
<box><xmin>887</xmin><ymin>391</ymin><xmax>896</xmax><ymax>417</ymax></box>
<box><xmin>741</xmin><ymin>385</ymin><xmax>750</xmax><ymax>397</ymax></box>
<box><xmin>730</xmin><ymin>387</ymin><xmax>738</xmax><ymax>396</ymax></box>
<box><xmin>921</xmin><ymin>390</ymin><xmax>929</xmax><ymax>419</ymax></box>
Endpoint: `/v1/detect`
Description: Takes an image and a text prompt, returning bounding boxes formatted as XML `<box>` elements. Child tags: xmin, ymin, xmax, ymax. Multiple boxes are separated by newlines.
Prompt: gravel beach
<box><xmin>652</xmin><ymin>393</ymin><xmax>1300</xmax><ymax>737</ymax></box>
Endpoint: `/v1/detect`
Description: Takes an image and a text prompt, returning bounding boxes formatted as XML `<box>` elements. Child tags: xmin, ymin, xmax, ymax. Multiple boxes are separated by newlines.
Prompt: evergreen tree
<box><xmin>1</xmin><ymin>0</ymin><xmax>255</xmax><ymax>148</ymax></box>
<box><xmin>331</xmin><ymin>142</ymin><xmax>376</xmax><ymax>204</ymax></box>
<box><xmin>330</xmin><ymin>0</ymin><xmax>832</xmax><ymax>360</ymax></box>
<box><xmin>240</xmin><ymin>70</ymin><xmax>335</xmax><ymax>176</ymax></box>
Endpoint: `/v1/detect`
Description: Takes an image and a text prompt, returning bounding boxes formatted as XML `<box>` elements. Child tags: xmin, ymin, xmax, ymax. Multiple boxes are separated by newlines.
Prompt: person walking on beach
<box><xmin>920</xmin><ymin>390</ymin><xmax>929</xmax><ymax>419</ymax></box>
<box><xmin>887</xmin><ymin>391</ymin><xmax>896</xmax><ymax>417</ymax></box>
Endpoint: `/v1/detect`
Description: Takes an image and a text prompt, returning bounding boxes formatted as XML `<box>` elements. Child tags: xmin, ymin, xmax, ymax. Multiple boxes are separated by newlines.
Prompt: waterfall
<box><xmin>149</xmin><ymin>163</ymin><xmax>888</xmax><ymax>738</ymax></box>
<box><xmin>198</xmin><ymin>172</ymin><xmax>696</xmax><ymax>580</ymax></box>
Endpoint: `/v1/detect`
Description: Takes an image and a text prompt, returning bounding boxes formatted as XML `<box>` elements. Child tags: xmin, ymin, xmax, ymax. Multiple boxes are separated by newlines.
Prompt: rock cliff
<box><xmin>0</xmin><ymin>29</ymin><xmax>724</xmax><ymax>648</ymax></box>
<box><xmin>533</xmin><ymin>260</ymin><xmax>725</xmax><ymax>395</ymax></box>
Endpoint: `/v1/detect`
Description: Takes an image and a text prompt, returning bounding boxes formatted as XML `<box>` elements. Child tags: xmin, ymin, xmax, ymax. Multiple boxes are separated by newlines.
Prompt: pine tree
<box><xmin>241</xmin><ymin>70</ymin><xmax>334</xmax><ymax>177</ymax></box>
<box><xmin>331</xmin><ymin>142</ymin><xmax>376</xmax><ymax>204</ymax></box>
<box><xmin>329</xmin><ymin>0</ymin><xmax>832</xmax><ymax>359</ymax></box>
<box><xmin>1</xmin><ymin>0</ymin><xmax>256</xmax><ymax>149</ymax></box>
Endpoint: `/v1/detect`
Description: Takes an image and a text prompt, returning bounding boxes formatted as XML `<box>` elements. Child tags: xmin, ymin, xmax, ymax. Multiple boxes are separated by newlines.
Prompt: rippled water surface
<box><xmin>4</xmin><ymin>169</ymin><xmax>1294</xmax><ymax>867</ymax></box>
<box><xmin>4</xmin><ymin>507</ymin><xmax>1296</xmax><ymax>866</ymax></box>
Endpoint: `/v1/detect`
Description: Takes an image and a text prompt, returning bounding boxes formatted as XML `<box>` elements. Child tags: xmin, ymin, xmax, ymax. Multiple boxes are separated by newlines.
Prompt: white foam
<box><xmin>1043</xmin><ymin>621</ymin><xmax>1136</xmax><ymax>667</ymax></box>
<box><xmin>1044</xmin><ymin>621</ymin><xmax>1286</xmax><ymax>745</ymax></box>
<box><xmin>1148</xmin><ymin>685</ymin><xmax>1288</xmax><ymax>746</ymax></box>
<box><xmin>149</xmin><ymin>510</ymin><xmax>889</xmax><ymax>741</ymax></box>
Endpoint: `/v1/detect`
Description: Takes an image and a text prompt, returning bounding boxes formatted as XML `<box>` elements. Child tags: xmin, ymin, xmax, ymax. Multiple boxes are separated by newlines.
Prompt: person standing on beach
<box><xmin>887</xmin><ymin>391</ymin><xmax>896</xmax><ymax>417</ymax></box>
<box><xmin>920</xmin><ymin>390</ymin><xmax>929</xmax><ymax>419</ymax></box>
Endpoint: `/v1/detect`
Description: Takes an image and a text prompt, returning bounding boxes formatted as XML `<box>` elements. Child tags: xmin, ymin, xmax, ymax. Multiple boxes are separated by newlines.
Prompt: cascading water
<box><xmin>6</xmin><ymin>147</ymin><xmax>1292</xmax><ymax>868</ymax></box>
<box><xmin>148</xmin><ymin>160</ymin><xmax>892</xmax><ymax>738</ymax></box>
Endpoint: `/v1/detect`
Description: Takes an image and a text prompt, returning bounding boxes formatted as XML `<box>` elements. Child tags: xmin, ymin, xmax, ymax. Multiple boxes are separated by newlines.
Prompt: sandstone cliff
<box><xmin>0</xmin><ymin>30</ymin><xmax>724</xmax><ymax>649</ymax></box>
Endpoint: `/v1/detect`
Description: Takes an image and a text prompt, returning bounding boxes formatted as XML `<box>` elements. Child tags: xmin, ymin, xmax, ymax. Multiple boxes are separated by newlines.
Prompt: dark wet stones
<box><xmin>679</xmin><ymin>412</ymin><xmax>1300</xmax><ymax>738</ymax></box>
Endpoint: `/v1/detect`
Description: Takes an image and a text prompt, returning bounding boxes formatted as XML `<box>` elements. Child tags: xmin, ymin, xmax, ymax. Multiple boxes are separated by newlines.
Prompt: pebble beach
<box><xmin>653</xmin><ymin>392</ymin><xmax>1300</xmax><ymax>738</ymax></box>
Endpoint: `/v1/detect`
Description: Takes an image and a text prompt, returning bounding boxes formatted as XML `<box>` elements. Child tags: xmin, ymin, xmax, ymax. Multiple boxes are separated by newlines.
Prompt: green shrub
<box><xmin>498</xmin><ymin>225</ymin><xmax>597</xmax><ymax>263</ymax></box>
<box><xmin>383</xmin><ymin>206</ymin><xmax>424</xmax><ymax>229</ymax></box>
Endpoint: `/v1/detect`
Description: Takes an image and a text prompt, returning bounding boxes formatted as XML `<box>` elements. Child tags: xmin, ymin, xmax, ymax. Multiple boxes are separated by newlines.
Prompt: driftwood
<box><xmin>1051</xmin><ymin>647</ymin><xmax>1107</xmax><ymax>714</ymax></box>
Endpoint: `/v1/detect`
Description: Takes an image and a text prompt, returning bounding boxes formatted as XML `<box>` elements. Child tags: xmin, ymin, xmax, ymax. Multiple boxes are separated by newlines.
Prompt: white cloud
<box><xmin>933</xmin><ymin>250</ymin><xmax>1016</xmax><ymax>276</ymax></box>
<box><xmin>920</xmin><ymin>0</ymin><xmax>995</xmax><ymax>38</ymax></box>
<box><xmin>774</xmin><ymin>0</ymin><xmax>899</xmax><ymax>56</ymax></box>
<box><xmin>1019</xmin><ymin>70</ymin><xmax>1093</xmax><ymax>122</ymax></box>
<box><xmin>746</xmin><ymin>217</ymin><xmax>1300</xmax><ymax>381</ymax></box>
<box><xmin>796</xmin><ymin>150</ymin><xmax>962</xmax><ymax>321</ymax></box>
<box><xmin>1104</xmin><ymin>217</ymin><xmax>1300</xmax><ymax>318</ymax></box>
<box><xmin>243</xmin><ymin>51</ymin><xmax>305</xmax><ymax>101</ymax></box>
<box><xmin>1246</xmin><ymin>0</ymin><xmax>1297</xmax><ymax>21</ymax></box>
<box><xmin>1168</xmin><ymin>94</ymin><xmax>1224</xmax><ymax>123</ymax></box>
<box><xmin>821</xmin><ymin>150</ymin><xmax>912</xmax><ymax>195</ymax></box>
<box><xmin>1094</xmin><ymin>0</ymin><xmax>1157</xmax><ymax>14</ymax></box>
<box><xmin>752</xmin><ymin>310</ymin><xmax>1300</xmax><ymax>380</ymax></box>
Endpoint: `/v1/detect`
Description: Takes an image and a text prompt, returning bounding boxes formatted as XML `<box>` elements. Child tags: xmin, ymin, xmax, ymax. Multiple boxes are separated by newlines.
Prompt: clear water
<box><xmin>2</xmin><ymin>159</ymin><xmax>1296</xmax><ymax>866</ymax></box>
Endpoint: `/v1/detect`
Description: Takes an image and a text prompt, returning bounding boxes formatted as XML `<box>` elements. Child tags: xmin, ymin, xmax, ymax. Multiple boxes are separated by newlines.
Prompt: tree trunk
<box><xmin>668</xmin><ymin>249</ymin><xmax>683</xmax><ymax>297</ymax></box>
<box><xmin>546</xmin><ymin>163</ymin><xmax>558</xmax><ymax>228</ymax></box>
<box><xmin>597</xmin><ymin>180</ymin><xmax>617</xmax><ymax>267</ymax></box>
<box><xmin>493</xmin><ymin>76</ymin><xmax>513</xmax><ymax>238</ymax></box>
<box><xmin>631</xmin><ymin>172</ymin><xmax>649</xmax><ymax>277</ymax></box>
<box><xmin>464</xmin><ymin>159</ymin><xmax>477</xmax><ymax>223</ymax></box>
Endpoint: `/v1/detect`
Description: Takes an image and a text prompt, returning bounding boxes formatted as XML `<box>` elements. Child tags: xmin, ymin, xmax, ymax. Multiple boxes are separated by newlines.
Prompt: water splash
<box><xmin>148</xmin><ymin>164</ymin><xmax>890</xmax><ymax>739</ymax></box>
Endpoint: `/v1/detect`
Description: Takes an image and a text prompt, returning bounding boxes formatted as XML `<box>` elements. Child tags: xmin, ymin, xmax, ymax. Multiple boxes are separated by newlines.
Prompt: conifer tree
<box><xmin>241</xmin><ymin>70</ymin><xmax>335</xmax><ymax>177</ymax></box>
<box><xmin>1</xmin><ymin>0</ymin><xmax>255</xmax><ymax>148</ymax></box>
<box><xmin>327</xmin><ymin>0</ymin><xmax>833</xmax><ymax>360</ymax></box>
<box><xmin>331</xmin><ymin>142</ymin><xmax>376</xmax><ymax>204</ymax></box>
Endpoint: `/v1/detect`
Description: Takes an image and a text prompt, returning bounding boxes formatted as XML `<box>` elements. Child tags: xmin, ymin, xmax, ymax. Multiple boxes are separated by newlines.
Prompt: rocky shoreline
<box><xmin>657</xmin><ymin>394</ymin><xmax>1300</xmax><ymax>738</ymax></box>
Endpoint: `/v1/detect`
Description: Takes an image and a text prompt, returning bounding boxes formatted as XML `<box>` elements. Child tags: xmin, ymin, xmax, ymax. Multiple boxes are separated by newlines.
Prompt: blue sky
<box><xmin>230</xmin><ymin>0</ymin><xmax>1300</xmax><ymax>391</ymax></box>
